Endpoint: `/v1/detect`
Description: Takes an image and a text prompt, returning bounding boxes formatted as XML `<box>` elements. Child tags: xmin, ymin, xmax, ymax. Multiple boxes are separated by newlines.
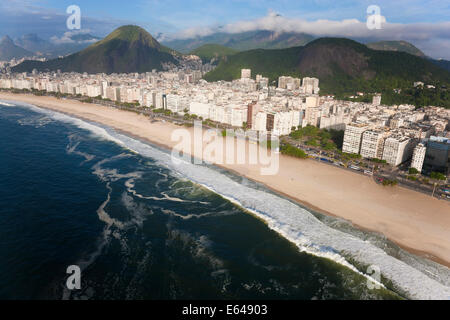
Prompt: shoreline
<box><xmin>1</xmin><ymin>92</ymin><xmax>450</xmax><ymax>269</ymax></box>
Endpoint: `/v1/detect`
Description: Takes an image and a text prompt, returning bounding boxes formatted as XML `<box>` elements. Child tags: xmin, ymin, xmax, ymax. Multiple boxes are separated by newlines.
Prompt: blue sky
<box><xmin>1</xmin><ymin>0</ymin><xmax>449</xmax><ymax>58</ymax></box>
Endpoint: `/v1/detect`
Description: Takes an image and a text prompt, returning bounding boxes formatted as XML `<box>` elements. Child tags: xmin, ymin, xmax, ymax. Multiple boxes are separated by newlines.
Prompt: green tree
<box><xmin>430</xmin><ymin>172</ymin><xmax>446</xmax><ymax>181</ymax></box>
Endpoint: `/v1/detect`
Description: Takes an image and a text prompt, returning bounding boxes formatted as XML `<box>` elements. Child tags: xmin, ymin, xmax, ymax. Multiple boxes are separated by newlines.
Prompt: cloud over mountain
<box><xmin>169</xmin><ymin>12</ymin><xmax>450</xmax><ymax>59</ymax></box>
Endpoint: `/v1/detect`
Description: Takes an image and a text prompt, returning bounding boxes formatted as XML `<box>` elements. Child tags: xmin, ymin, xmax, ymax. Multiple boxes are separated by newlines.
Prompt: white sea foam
<box><xmin>66</xmin><ymin>134</ymin><xmax>96</xmax><ymax>163</ymax></box>
<box><xmin>161</xmin><ymin>208</ymin><xmax>216</xmax><ymax>220</ymax></box>
<box><xmin>17</xmin><ymin>115</ymin><xmax>53</xmax><ymax>128</ymax></box>
<box><xmin>11</xmin><ymin>101</ymin><xmax>450</xmax><ymax>299</ymax></box>
<box><xmin>125</xmin><ymin>174</ymin><xmax>210</xmax><ymax>205</ymax></box>
<box><xmin>0</xmin><ymin>101</ymin><xmax>15</xmax><ymax>107</ymax></box>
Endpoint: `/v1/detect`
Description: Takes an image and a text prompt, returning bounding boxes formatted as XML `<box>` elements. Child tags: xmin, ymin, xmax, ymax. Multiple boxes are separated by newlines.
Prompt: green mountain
<box><xmin>430</xmin><ymin>59</ymin><xmax>450</xmax><ymax>72</ymax></box>
<box><xmin>0</xmin><ymin>36</ymin><xmax>34</xmax><ymax>61</ymax></box>
<box><xmin>204</xmin><ymin>38</ymin><xmax>450</xmax><ymax>107</ymax></box>
<box><xmin>12</xmin><ymin>26</ymin><xmax>178</xmax><ymax>74</ymax></box>
<box><xmin>366</xmin><ymin>41</ymin><xmax>425</xmax><ymax>57</ymax></box>
<box><xmin>162</xmin><ymin>30</ymin><xmax>314</xmax><ymax>53</ymax></box>
<box><xmin>190</xmin><ymin>44</ymin><xmax>237</xmax><ymax>64</ymax></box>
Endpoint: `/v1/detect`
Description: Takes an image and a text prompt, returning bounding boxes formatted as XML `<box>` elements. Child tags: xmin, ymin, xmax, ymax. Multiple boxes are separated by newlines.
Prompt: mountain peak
<box><xmin>1</xmin><ymin>35</ymin><xmax>14</xmax><ymax>44</ymax></box>
<box><xmin>306</xmin><ymin>37</ymin><xmax>368</xmax><ymax>50</ymax></box>
<box><xmin>0</xmin><ymin>35</ymin><xmax>33</xmax><ymax>60</ymax></box>
<box><xmin>12</xmin><ymin>25</ymin><xmax>177</xmax><ymax>74</ymax></box>
<box><xmin>98</xmin><ymin>25</ymin><xmax>160</xmax><ymax>49</ymax></box>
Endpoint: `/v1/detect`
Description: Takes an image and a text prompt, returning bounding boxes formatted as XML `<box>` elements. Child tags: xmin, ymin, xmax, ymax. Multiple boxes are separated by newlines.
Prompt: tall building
<box><xmin>360</xmin><ymin>130</ymin><xmax>387</xmax><ymax>159</ymax></box>
<box><xmin>372</xmin><ymin>94</ymin><xmax>382</xmax><ymax>106</ymax></box>
<box><xmin>410</xmin><ymin>143</ymin><xmax>427</xmax><ymax>173</ymax></box>
<box><xmin>423</xmin><ymin>136</ymin><xmax>450</xmax><ymax>174</ymax></box>
<box><xmin>302</xmin><ymin>77</ymin><xmax>320</xmax><ymax>94</ymax></box>
<box><xmin>303</xmin><ymin>107</ymin><xmax>320</xmax><ymax>127</ymax></box>
<box><xmin>246</xmin><ymin>101</ymin><xmax>258</xmax><ymax>129</ymax></box>
<box><xmin>305</xmin><ymin>96</ymin><xmax>319</xmax><ymax>108</ymax></box>
<box><xmin>266</xmin><ymin>113</ymin><xmax>275</xmax><ymax>132</ymax></box>
<box><xmin>241</xmin><ymin>69</ymin><xmax>251</xmax><ymax>79</ymax></box>
<box><xmin>278</xmin><ymin>76</ymin><xmax>301</xmax><ymax>90</ymax></box>
<box><xmin>253</xmin><ymin>111</ymin><xmax>267</xmax><ymax>132</ymax></box>
<box><xmin>382</xmin><ymin>136</ymin><xmax>415</xmax><ymax>166</ymax></box>
<box><xmin>162</xmin><ymin>94</ymin><xmax>167</xmax><ymax>110</ymax></box>
<box><xmin>342</xmin><ymin>123</ymin><xmax>369</xmax><ymax>154</ymax></box>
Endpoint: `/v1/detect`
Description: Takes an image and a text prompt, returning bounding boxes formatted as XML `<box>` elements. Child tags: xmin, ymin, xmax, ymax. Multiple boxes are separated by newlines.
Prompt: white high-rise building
<box><xmin>360</xmin><ymin>130</ymin><xmax>387</xmax><ymax>159</ymax></box>
<box><xmin>230</xmin><ymin>106</ymin><xmax>247</xmax><ymax>127</ymax></box>
<box><xmin>372</xmin><ymin>94</ymin><xmax>382</xmax><ymax>106</ymax></box>
<box><xmin>303</xmin><ymin>107</ymin><xmax>320</xmax><ymax>127</ymax></box>
<box><xmin>342</xmin><ymin>123</ymin><xmax>369</xmax><ymax>154</ymax></box>
<box><xmin>410</xmin><ymin>143</ymin><xmax>427</xmax><ymax>173</ymax></box>
<box><xmin>189</xmin><ymin>101</ymin><xmax>211</xmax><ymax>119</ymax></box>
<box><xmin>253</xmin><ymin>111</ymin><xmax>267</xmax><ymax>132</ymax></box>
<box><xmin>382</xmin><ymin>136</ymin><xmax>415</xmax><ymax>166</ymax></box>
<box><xmin>302</xmin><ymin>77</ymin><xmax>320</xmax><ymax>94</ymax></box>
<box><xmin>278</xmin><ymin>76</ymin><xmax>301</xmax><ymax>90</ymax></box>
<box><xmin>241</xmin><ymin>69</ymin><xmax>251</xmax><ymax>79</ymax></box>
<box><xmin>166</xmin><ymin>94</ymin><xmax>185</xmax><ymax>113</ymax></box>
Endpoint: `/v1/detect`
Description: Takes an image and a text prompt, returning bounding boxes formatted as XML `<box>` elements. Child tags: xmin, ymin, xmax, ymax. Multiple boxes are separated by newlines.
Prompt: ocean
<box><xmin>0</xmin><ymin>100</ymin><xmax>449</xmax><ymax>300</ymax></box>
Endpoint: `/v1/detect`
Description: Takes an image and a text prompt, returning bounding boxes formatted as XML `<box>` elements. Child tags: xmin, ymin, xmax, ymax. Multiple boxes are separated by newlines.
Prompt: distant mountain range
<box><xmin>14</xmin><ymin>33</ymin><xmax>102</xmax><ymax>58</ymax></box>
<box><xmin>12</xmin><ymin>26</ymin><xmax>178</xmax><ymax>74</ymax></box>
<box><xmin>0</xmin><ymin>36</ymin><xmax>34</xmax><ymax>61</ymax></box>
<box><xmin>162</xmin><ymin>30</ymin><xmax>314</xmax><ymax>53</ymax></box>
<box><xmin>14</xmin><ymin>34</ymin><xmax>54</xmax><ymax>55</ymax></box>
<box><xmin>204</xmin><ymin>38</ymin><xmax>450</xmax><ymax>96</ymax></box>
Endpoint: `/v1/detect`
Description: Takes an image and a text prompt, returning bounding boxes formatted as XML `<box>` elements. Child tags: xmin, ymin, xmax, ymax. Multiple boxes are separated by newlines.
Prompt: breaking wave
<box><xmin>9</xmin><ymin>100</ymin><xmax>450</xmax><ymax>300</ymax></box>
<box><xmin>0</xmin><ymin>101</ymin><xmax>15</xmax><ymax>107</ymax></box>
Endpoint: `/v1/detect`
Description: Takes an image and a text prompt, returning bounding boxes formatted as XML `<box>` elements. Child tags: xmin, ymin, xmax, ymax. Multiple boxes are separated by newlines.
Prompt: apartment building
<box><xmin>410</xmin><ymin>143</ymin><xmax>427</xmax><ymax>173</ymax></box>
<box><xmin>342</xmin><ymin>123</ymin><xmax>369</xmax><ymax>154</ymax></box>
<box><xmin>360</xmin><ymin>130</ymin><xmax>388</xmax><ymax>159</ymax></box>
<box><xmin>241</xmin><ymin>69</ymin><xmax>251</xmax><ymax>79</ymax></box>
<box><xmin>382</xmin><ymin>136</ymin><xmax>415</xmax><ymax>166</ymax></box>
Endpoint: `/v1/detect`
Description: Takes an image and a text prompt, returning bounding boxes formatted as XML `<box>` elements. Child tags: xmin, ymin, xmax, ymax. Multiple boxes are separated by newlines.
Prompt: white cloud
<box><xmin>168</xmin><ymin>11</ymin><xmax>450</xmax><ymax>59</ymax></box>
<box><xmin>50</xmin><ymin>30</ymin><xmax>97</xmax><ymax>45</ymax></box>
<box><xmin>172</xmin><ymin>11</ymin><xmax>448</xmax><ymax>40</ymax></box>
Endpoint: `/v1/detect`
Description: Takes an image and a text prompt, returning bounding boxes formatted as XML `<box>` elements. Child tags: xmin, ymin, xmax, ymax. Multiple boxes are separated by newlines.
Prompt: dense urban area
<box><xmin>1</xmin><ymin>57</ymin><xmax>449</xmax><ymax>200</ymax></box>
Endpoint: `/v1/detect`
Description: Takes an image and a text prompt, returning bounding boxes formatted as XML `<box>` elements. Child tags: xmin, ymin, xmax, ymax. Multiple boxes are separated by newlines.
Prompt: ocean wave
<box><xmin>108</xmin><ymin>129</ymin><xmax>450</xmax><ymax>299</ymax></box>
<box><xmin>9</xmin><ymin>100</ymin><xmax>450</xmax><ymax>299</ymax></box>
<box><xmin>0</xmin><ymin>101</ymin><xmax>15</xmax><ymax>107</ymax></box>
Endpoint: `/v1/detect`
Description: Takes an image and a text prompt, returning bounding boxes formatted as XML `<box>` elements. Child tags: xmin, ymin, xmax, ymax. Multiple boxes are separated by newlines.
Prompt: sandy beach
<box><xmin>2</xmin><ymin>92</ymin><xmax>450</xmax><ymax>268</ymax></box>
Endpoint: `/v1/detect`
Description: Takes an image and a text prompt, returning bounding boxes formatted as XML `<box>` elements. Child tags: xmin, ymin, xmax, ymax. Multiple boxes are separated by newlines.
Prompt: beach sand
<box><xmin>2</xmin><ymin>92</ymin><xmax>449</xmax><ymax>267</ymax></box>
